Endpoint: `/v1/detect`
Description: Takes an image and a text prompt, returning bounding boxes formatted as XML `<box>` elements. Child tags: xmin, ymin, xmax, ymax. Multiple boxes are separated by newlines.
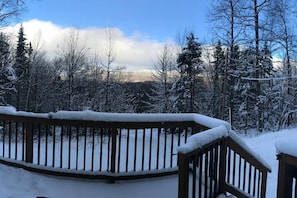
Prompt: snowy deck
<box><xmin>0</xmin><ymin>106</ymin><xmax>272</xmax><ymax>197</ymax></box>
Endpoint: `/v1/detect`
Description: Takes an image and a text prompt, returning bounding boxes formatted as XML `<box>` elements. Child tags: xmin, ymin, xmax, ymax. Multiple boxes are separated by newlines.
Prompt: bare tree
<box><xmin>0</xmin><ymin>0</ymin><xmax>25</xmax><ymax>26</ymax></box>
<box><xmin>100</xmin><ymin>28</ymin><xmax>117</xmax><ymax>112</ymax></box>
<box><xmin>266</xmin><ymin>0</ymin><xmax>297</xmax><ymax>126</ymax></box>
<box><xmin>149</xmin><ymin>44</ymin><xmax>176</xmax><ymax>113</ymax></box>
<box><xmin>57</xmin><ymin>28</ymin><xmax>87</xmax><ymax>110</ymax></box>
<box><xmin>208</xmin><ymin>0</ymin><xmax>246</xmax><ymax>123</ymax></box>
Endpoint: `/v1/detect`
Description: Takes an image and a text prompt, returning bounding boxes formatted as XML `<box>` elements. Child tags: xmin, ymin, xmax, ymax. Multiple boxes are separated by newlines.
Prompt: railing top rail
<box><xmin>0</xmin><ymin>106</ymin><xmax>230</xmax><ymax>130</ymax></box>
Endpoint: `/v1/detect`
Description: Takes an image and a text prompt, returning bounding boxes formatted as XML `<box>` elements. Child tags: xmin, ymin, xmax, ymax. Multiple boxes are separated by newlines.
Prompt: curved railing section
<box><xmin>178</xmin><ymin>126</ymin><xmax>271</xmax><ymax>198</ymax></box>
<box><xmin>0</xmin><ymin>106</ymin><xmax>230</xmax><ymax>181</ymax></box>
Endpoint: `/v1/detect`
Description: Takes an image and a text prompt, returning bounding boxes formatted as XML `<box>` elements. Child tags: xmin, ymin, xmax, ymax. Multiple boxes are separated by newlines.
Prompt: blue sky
<box><xmin>23</xmin><ymin>0</ymin><xmax>211</xmax><ymax>42</ymax></box>
<box><xmin>3</xmin><ymin>0</ymin><xmax>212</xmax><ymax>72</ymax></box>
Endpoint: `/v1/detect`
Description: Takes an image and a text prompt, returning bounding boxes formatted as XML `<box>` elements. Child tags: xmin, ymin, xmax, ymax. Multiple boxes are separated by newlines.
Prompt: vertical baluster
<box><xmin>141</xmin><ymin>128</ymin><xmax>145</xmax><ymax>171</ymax></box>
<box><xmin>257</xmin><ymin>170</ymin><xmax>261</xmax><ymax>198</ymax></box>
<box><xmin>2</xmin><ymin>120</ymin><xmax>5</xmax><ymax>157</ymax></box>
<box><xmin>177</xmin><ymin>127</ymin><xmax>181</xmax><ymax>147</ymax></box>
<box><xmin>91</xmin><ymin>128</ymin><xmax>95</xmax><ymax>171</ymax></box>
<box><xmin>293</xmin><ymin>177</ymin><xmax>297</xmax><ymax>197</ymax></box>
<box><xmin>117</xmin><ymin>128</ymin><xmax>122</xmax><ymax>172</ymax></box>
<box><xmin>170</xmin><ymin>127</ymin><xmax>174</xmax><ymax>168</ymax></box>
<box><xmin>163</xmin><ymin>128</ymin><xmax>167</xmax><ymax>169</ymax></box>
<box><xmin>110</xmin><ymin>127</ymin><xmax>117</xmax><ymax>174</ymax></box>
<box><xmin>213</xmin><ymin>144</ymin><xmax>219</xmax><ymax>196</ymax></box>
<box><xmin>148</xmin><ymin>128</ymin><xmax>153</xmax><ymax>170</ymax></box>
<box><xmin>209</xmin><ymin>146</ymin><xmax>214</xmax><ymax>196</ymax></box>
<box><xmin>227</xmin><ymin>147</ymin><xmax>231</xmax><ymax>183</ymax></box>
<box><xmin>99</xmin><ymin>128</ymin><xmax>103</xmax><ymax>171</ymax></box>
<box><xmin>83</xmin><ymin>127</ymin><xmax>87</xmax><ymax>171</ymax></box>
<box><xmin>125</xmin><ymin>129</ymin><xmax>130</xmax><ymax>172</ymax></box>
<box><xmin>38</xmin><ymin>124</ymin><xmax>41</xmax><ymax>165</ymax></box>
<box><xmin>60</xmin><ymin>126</ymin><xmax>63</xmax><ymax>168</ymax></box>
<box><xmin>15</xmin><ymin>121</ymin><xmax>18</xmax><ymax>160</ymax></box>
<box><xmin>184</xmin><ymin>127</ymin><xmax>188</xmax><ymax>143</ymax></box>
<box><xmin>248</xmin><ymin>163</ymin><xmax>252</xmax><ymax>194</ymax></box>
<box><xmin>253</xmin><ymin>167</ymin><xmax>257</xmax><ymax>196</ymax></box>
<box><xmin>199</xmin><ymin>153</ymin><xmax>203</xmax><ymax>198</ymax></box>
<box><xmin>45</xmin><ymin>125</ymin><xmax>48</xmax><ymax>166</ymax></box>
<box><xmin>204</xmin><ymin>151</ymin><xmax>209</xmax><ymax>198</ymax></box>
<box><xmin>107</xmin><ymin>128</ymin><xmax>111</xmax><ymax>171</ymax></box>
<box><xmin>232</xmin><ymin>151</ymin><xmax>236</xmax><ymax>186</ymax></box>
<box><xmin>243</xmin><ymin>160</ymin><xmax>247</xmax><ymax>191</ymax></box>
<box><xmin>52</xmin><ymin>125</ymin><xmax>56</xmax><ymax>167</ymax></box>
<box><xmin>76</xmin><ymin>127</ymin><xmax>79</xmax><ymax>170</ymax></box>
<box><xmin>8</xmin><ymin>120</ymin><xmax>11</xmax><ymax>158</ymax></box>
<box><xmin>238</xmin><ymin>156</ymin><xmax>242</xmax><ymax>189</ymax></box>
<box><xmin>156</xmin><ymin>127</ymin><xmax>161</xmax><ymax>169</ymax></box>
<box><xmin>133</xmin><ymin>129</ymin><xmax>138</xmax><ymax>171</ymax></box>
<box><xmin>22</xmin><ymin>122</ymin><xmax>25</xmax><ymax>161</ymax></box>
<box><xmin>68</xmin><ymin>126</ymin><xmax>72</xmax><ymax>169</ymax></box>
<box><xmin>192</xmin><ymin>154</ymin><xmax>197</xmax><ymax>198</ymax></box>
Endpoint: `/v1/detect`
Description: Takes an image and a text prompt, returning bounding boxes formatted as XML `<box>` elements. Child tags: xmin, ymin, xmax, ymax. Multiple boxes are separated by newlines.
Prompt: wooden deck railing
<box><xmin>178</xmin><ymin>127</ymin><xmax>271</xmax><ymax>198</ymax></box>
<box><xmin>0</xmin><ymin>108</ymin><xmax>230</xmax><ymax>181</ymax></box>
<box><xmin>276</xmin><ymin>153</ymin><xmax>297</xmax><ymax>198</ymax></box>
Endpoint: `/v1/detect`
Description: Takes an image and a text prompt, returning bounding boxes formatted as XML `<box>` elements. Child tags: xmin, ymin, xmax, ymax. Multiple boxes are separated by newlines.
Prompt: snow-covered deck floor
<box><xmin>0</xmin><ymin>163</ymin><xmax>178</xmax><ymax>198</ymax></box>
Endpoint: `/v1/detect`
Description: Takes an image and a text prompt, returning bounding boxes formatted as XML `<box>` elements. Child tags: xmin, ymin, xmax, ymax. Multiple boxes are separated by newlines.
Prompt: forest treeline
<box><xmin>0</xmin><ymin>0</ymin><xmax>297</xmax><ymax>133</ymax></box>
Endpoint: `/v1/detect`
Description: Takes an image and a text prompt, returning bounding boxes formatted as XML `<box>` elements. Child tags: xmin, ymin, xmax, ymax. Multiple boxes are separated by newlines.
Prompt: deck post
<box><xmin>25</xmin><ymin>121</ymin><xmax>33</xmax><ymax>163</ymax></box>
<box><xmin>178</xmin><ymin>152</ymin><xmax>189</xmax><ymax>198</ymax></box>
<box><xmin>277</xmin><ymin>154</ymin><xmax>294</xmax><ymax>198</ymax></box>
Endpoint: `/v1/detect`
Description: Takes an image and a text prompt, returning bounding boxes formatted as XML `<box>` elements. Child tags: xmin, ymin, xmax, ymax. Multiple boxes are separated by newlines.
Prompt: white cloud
<box><xmin>4</xmin><ymin>19</ymin><xmax>168</xmax><ymax>71</ymax></box>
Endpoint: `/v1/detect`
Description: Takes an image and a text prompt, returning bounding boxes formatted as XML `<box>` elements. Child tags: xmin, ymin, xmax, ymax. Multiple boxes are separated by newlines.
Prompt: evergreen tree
<box><xmin>0</xmin><ymin>33</ymin><xmax>15</xmax><ymax>105</ymax></box>
<box><xmin>211</xmin><ymin>41</ymin><xmax>226</xmax><ymax>118</ymax></box>
<box><xmin>13</xmin><ymin>24</ymin><xmax>32</xmax><ymax>110</ymax></box>
<box><xmin>173</xmin><ymin>32</ymin><xmax>204</xmax><ymax>113</ymax></box>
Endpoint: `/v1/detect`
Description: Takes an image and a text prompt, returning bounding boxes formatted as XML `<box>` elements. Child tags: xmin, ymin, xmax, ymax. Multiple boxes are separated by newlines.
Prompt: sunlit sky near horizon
<box><xmin>23</xmin><ymin>0</ymin><xmax>211</xmax><ymax>42</ymax></box>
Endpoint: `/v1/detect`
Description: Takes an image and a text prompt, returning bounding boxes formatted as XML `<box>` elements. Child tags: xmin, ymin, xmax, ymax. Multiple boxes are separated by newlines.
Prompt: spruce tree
<box><xmin>0</xmin><ymin>32</ymin><xmax>15</xmax><ymax>105</ymax></box>
<box><xmin>174</xmin><ymin>32</ymin><xmax>203</xmax><ymax>113</ymax></box>
<box><xmin>14</xmin><ymin>24</ymin><xmax>32</xmax><ymax>110</ymax></box>
<box><xmin>211</xmin><ymin>41</ymin><xmax>226</xmax><ymax>118</ymax></box>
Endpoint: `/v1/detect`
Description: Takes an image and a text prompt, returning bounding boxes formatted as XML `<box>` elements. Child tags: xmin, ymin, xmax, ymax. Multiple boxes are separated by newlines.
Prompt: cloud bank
<box><xmin>4</xmin><ymin>19</ymin><xmax>170</xmax><ymax>71</ymax></box>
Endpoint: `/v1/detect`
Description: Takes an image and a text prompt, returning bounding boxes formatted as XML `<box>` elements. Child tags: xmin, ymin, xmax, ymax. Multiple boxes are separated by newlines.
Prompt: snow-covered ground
<box><xmin>0</xmin><ymin>128</ymin><xmax>296</xmax><ymax>198</ymax></box>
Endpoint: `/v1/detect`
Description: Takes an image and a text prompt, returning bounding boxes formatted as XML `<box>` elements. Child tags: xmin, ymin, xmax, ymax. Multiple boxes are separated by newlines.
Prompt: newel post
<box><xmin>178</xmin><ymin>152</ymin><xmax>189</xmax><ymax>198</ymax></box>
<box><xmin>25</xmin><ymin>121</ymin><xmax>33</xmax><ymax>163</ymax></box>
<box><xmin>277</xmin><ymin>154</ymin><xmax>294</xmax><ymax>198</ymax></box>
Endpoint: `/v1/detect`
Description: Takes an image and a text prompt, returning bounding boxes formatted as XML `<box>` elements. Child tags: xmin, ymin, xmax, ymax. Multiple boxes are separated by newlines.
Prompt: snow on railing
<box><xmin>275</xmin><ymin>138</ymin><xmax>297</xmax><ymax>157</ymax></box>
<box><xmin>0</xmin><ymin>106</ymin><xmax>231</xmax><ymax>129</ymax></box>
